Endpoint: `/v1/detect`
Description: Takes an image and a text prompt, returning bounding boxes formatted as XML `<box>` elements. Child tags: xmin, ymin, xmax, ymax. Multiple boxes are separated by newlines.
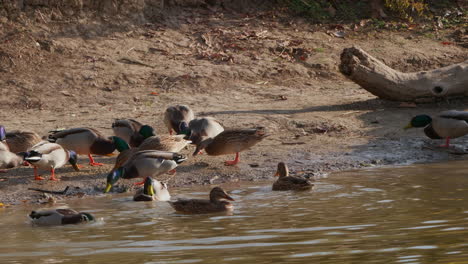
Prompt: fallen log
<box><xmin>339</xmin><ymin>47</ymin><xmax>468</xmax><ymax>102</ymax></box>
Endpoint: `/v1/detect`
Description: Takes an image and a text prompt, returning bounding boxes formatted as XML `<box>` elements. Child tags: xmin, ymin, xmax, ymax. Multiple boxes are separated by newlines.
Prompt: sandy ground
<box><xmin>0</xmin><ymin>6</ymin><xmax>467</xmax><ymax>206</ymax></box>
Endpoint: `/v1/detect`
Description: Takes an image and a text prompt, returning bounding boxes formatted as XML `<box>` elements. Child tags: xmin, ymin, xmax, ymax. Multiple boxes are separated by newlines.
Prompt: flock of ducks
<box><xmin>1</xmin><ymin>107</ymin><xmax>467</xmax><ymax>225</ymax></box>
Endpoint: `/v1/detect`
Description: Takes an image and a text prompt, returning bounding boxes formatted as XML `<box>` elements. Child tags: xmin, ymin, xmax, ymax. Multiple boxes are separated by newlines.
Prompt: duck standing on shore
<box><xmin>168</xmin><ymin>187</ymin><xmax>234</xmax><ymax>214</ymax></box>
<box><xmin>48</xmin><ymin>128</ymin><xmax>128</xmax><ymax>166</ymax></box>
<box><xmin>5</xmin><ymin>129</ymin><xmax>42</xmax><ymax>153</ymax></box>
<box><xmin>272</xmin><ymin>162</ymin><xmax>314</xmax><ymax>191</ymax></box>
<box><xmin>164</xmin><ymin>105</ymin><xmax>194</xmax><ymax>135</ymax></box>
<box><xmin>193</xmin><ymin>127</ymin><xmax>268</xmax><ymax>166</ymax></box>
<box><xmin>187</xmin><ymin>117</ymin><xmax>224</xmax><ymax>145</ymax></box>
<box><xmin>24</xmin><ymin>141</ymin><xmax>80</xmax><ymax>181</ymax></box>
<box><xmin>0</xmin><ymin>126</ymin><xmax>26</xmax><ymax>172</ymax></box>
<box><xmin>405</xmin><ymin>110</ymin><xmax>468</xmax><ymax>147</ymax></box>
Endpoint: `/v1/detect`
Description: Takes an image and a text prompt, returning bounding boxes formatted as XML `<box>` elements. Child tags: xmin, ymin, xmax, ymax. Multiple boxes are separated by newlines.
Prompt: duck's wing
<box><xmin>130</xmin><ymin>150</ymin><xmax>183</xmax><ymax>161</ymax></box>
<box><xmin>439</xmin><ymin>110</ymin><xmax>468</xmax><ymax>122</ymax></box>
<box><xmin>31</xmin><ymin>142</ymin><xmax>63</xmax><ymax>155</ymax></box>
<box><xmin>112</xmin><ymin>119</ymin><xmax>143</xmax><ymax>130</ymax></box>
<box><xmin>55</xmin><ymin>208</ymin><xmax>80</xmax><ymax>216</ymax></box>
<box><xmin>168</xmin><ymin>199</ymin><xmax>211</xmax><ymax>211</ymax></box>
<box><xmin>283</xmin><ymin>176</ymin><xmax>312</xmax><ymax>185</ymax></box>
<box><xmin>48</xmin><ymin>128</ymin><xmax>100</xmax><ymax>140</ymax></box>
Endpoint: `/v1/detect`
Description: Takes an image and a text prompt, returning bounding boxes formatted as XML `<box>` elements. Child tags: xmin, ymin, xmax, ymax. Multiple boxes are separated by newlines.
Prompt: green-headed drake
<box><xmin>29</xmin><ymin>208</ymin><xmax>94</xmax><ymax>226</ymax></box>
<box><xmin>405</xmin><ymin>110</ymin><xmax>468</xmax><ymax>147</ymax></box>
<box><xmin>112</xmin><ymin>118</ymin><xmax>143</xmax><ymax>144</ymax></box>
<box><xmin>25</xmin><ymin>141</ymin><xmax>80</xmax><ymax>181</ymax></box>
<box><xmin>105</xmin><ymin>150</ymin><xmax>187</xmax><ymax>193</ymax></box>
<box><xmin>133</xmin><ymin>176</ymin><xmax>171</xmax><ymax>202</ymax></box>
<box><xmin>48</xmin><ymin>128</ymin><xmax>128</xmax><ymax>166</ymax></box>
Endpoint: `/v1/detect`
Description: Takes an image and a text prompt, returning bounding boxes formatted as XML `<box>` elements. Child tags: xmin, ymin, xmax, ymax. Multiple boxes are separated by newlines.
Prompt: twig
<box><xmin>125</xmin><ymin>47</ymin><xmax>135</xmax><ymax>55</ymax></box>
<box><xmin>117</xmin><ymin>57</ymin><xmax>155</xmax><ymax>68</ymax></box>
<box><xmin>28</xmin><ymin>186</ymin><xmax>69</xmax><ymax>195</ymax></box>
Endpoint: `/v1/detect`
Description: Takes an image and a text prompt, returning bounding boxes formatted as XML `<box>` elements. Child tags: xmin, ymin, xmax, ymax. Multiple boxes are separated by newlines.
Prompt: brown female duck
<box><xmin>272</xmin><ymin>162</ymin><xmax>313</xmax><ymax>191</ymax></box>
<box><xmin>5</xmin><ymin>129</ymin><xmax>42</xmax><ymax>153</ymax></box>
<box><xmin>168</xmin><ymin>187</ymin><xmax>234</xmax><ymax>214</ymax></box>
<box><xmin>194</xmin><ymin>127</ymin><xmax>268</xmax><ymax>166</ymax></box>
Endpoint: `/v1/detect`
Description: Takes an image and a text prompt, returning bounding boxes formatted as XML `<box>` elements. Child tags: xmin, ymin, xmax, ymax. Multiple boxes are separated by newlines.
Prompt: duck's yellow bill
<box><xmin>104</xmin><ymin>153</ymin><xmax>116</xmax><ymax>157</ymax></box>
<box><xmin>104</xmin><ymin>184</ymin><xmax>112</xmax><ymax>193</ymax></box>
<box><xmin>403</xmin><ymin>123</ymin><xmax>413</xmax><ymax>130</ymax></box>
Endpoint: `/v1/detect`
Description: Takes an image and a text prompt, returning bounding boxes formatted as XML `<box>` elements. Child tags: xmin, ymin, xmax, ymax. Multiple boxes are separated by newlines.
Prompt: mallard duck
<box><xmin>405</xmin><ymin>110</ymin><xmax>468</xmax><ymax>147</ymax></box>
<box><xmin>112</xmin><ymin>119</ymin><xmax>143</xmax><ymax>144</ymax></box>
<box><xmin>193</xmin><ymin>127</ymin><xmax>268</xmax><ymax>166</ymax></box>
<box><xmin>187</xmin><ymin>117</ymin><xmax>224</xmax><ymax>145</ymax></box>
<box><xmin>138</xmin><ymin>135</ymin><xmax>190</xmax><ymax>152</ymax></box>
<box><xmin>48</xmin><ymin>128</ymin><xmax>128</xmax><ymax>166</ymax></box>
<box><xmin>133</xmin><ymin>176</ymin><xmax>171</xmax><ymax>201</ymax></box>
<box><xmin>168</xmin><ymin>187</ymin><xmax>234</xmax><ymax>214</ymax></box>
<box><xmin>24</xmin><ymin>141</ymin><xmax>80</xmax><ymax>181</ymax></box>
<box><xmin>111</xmin><ymin>134</ymin><xmax>188</xmax><ymax>172</ymax></box>
<box><xmin>112</xmin><ymin>119</ymin><xmax>155</xmax><ymax>148</ymax></box>
<box><xmin>29</xmin><ymin>208</ymin><xmax>94</xmax><ymax>226</ymax></box>
<box><xmin>105</xmin><ymin>150</ymin><xmax>187</xmax><ymax>193</ymax></box>
<box><xmin>5</xmin><ymin>130</ymin><xmax>42</xmax><ymax>153</ymax></box>
<box><xmin>272</xmin><ymin>162</ymin><xmax>313</xmax><ymax>191</ymax></box>
<box><xmin>0</xmin><ymin>126</ymin><xmax>25</xmax><ymax>172</ymax></box>
<box><xmin>164</xmin><ymin>105</ymin><xmax>194</xmax><ymax>135</ymax></box>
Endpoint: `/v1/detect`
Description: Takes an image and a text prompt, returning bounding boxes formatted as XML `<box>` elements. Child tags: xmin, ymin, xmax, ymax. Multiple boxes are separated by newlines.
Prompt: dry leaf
<box><xmin>149</xmin><ymin>92</ymin><xmax>159</xmax><ymax>96</ymax></box>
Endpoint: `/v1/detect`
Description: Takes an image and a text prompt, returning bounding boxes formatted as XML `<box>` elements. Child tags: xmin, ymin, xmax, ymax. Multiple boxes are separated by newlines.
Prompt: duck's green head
<box><xmin>81</xmin><ymin>212</ymin><xmax>95</xmax><ymax>222</ymax></box>
<box><xmin>112</xmin><ymin>136</ymin><xmax>129</xmax><ymax>152</ymax></box>
<box><xmin>104</xmin><ymin>167</ymin><xmax>125</xmax><ymax>193</ymax></box>
<box><xmin>143</xmin><ymin>177</ymin><xmax>155</xmax><ymax>196</ymax></box>
<box><xmin>0</xmin><ymin>125</ymin><xmax>5</xmax><ymax>141</ymax></box>
<box><xmin>404</xmin><ymin>115</ymin><xmax>432</xmax><ymax>129</ymax></box>
<box><xmin>139</xmin><ymin>125</ymin><xmax>155</xmax><ymax>139</ymax></box>
<box><xmin>68</xmin><ymin>151</ymin><xmax>80</xmax><ymax>172</ymax></box>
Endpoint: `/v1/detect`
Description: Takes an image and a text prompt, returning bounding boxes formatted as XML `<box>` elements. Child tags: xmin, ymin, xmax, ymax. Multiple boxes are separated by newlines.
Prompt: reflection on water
<box><xmin>1</xmin><ymin>160</ymin><xmax>468</xmax><ymax>263</ymax></box>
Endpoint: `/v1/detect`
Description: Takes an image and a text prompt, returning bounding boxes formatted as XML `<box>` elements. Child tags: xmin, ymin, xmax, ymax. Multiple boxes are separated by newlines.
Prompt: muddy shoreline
<box><xmin>0</xmin><ymin>5</ymin><xmax>467</xmax><ymax>206</ymax></box>
<box><xmin>1</xmin><ymin>133</ymin><xmax>467</xmax><ymax>207</ymax></box>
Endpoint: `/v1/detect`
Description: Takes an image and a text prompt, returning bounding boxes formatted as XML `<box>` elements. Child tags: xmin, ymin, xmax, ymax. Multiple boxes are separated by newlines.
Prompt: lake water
<box><xmin>1</xmin><ymin>160</ymin><xmax>468</xmax><ymax>263</ymax></box>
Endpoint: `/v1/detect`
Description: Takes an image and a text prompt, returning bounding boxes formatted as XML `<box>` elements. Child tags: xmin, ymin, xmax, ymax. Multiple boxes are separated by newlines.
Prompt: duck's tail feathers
<box><xmin>24</xmin><ymin>151</ymin><xmax>42</xmax><ymax>162</ymax></box>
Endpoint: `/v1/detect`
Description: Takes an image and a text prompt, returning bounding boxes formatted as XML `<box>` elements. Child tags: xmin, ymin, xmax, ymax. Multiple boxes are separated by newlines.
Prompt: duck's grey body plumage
<box><xmin>430</xmin><ymin>110</ymin><xmax>468</xmax><ymax>139</ymax></box>
<box><xmin>48</xmin><ymin>127</ymin><xmax>115</xmax><ymax>155</ymax></box>
<box><xmin>29</xmin><ymin>208</ymin><xmax>94</xmax><ymax>226</ymax></box>
<box><xmin>188</xmin><ymin>117</ymin><xmax>224</xmax><ymax>145</ymax></box>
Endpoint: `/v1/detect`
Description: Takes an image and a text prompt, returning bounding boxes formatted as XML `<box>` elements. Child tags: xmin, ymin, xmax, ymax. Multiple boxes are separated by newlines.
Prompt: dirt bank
<box><xmin>0</xmin><ymin>3</ymin><xmax>467</xmax><ymax>206</ymax></box>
